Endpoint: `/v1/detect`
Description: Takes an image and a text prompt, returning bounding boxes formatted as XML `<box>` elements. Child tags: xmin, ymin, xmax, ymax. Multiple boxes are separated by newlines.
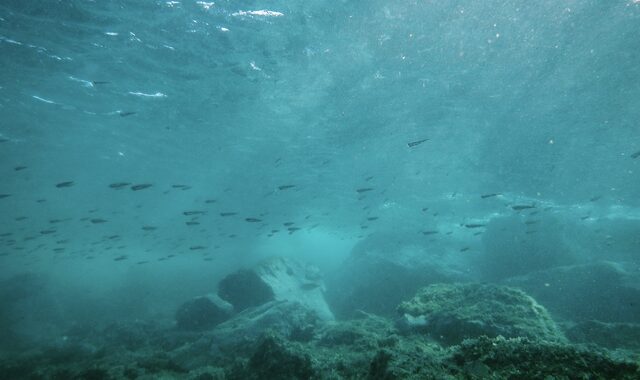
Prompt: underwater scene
<box><xmin>1</xmin><ymin>1</ymin><xmax>640</xmax><ymax>379</ymax></box>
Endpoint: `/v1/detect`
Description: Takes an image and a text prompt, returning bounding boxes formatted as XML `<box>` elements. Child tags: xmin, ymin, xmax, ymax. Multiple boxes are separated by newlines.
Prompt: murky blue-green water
<box><xmin>1</xmin><ymin>1</ymin><xmax>640</xmax><ymax>378</ymax></box>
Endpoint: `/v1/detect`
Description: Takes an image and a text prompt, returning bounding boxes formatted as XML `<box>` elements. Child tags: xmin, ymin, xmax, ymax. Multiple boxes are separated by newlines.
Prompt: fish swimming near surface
<box><xmin>512</xmin><ymin>204</ymin><xmax>536</xmax><ymax>211</ymax></box>
<box><xmin>245</xmin><ymin>217</ymin><xmax>262</xmax><ymax>222</ymax></box>
<box><xmin>407</xmin><ymin>138</ymin><xmax>429</xmax><ymax>148</ymax></box>
<box><xmin>460</xmin><ymin>247</ymin><xmax>470</xmax><ymax>252</ymax></box>
<box><xmin>90</xmin><ymin>218</ymin><xmax>107</xmax><ymax>224</ymax></box>
<box><xmin>464</xmin><ymin>223</ymin><xmax>486</xmax><ymax>228</ymax></box>
<box><xmin>278</xmin><ymin>185</ymin><xmax>296</xmax><ymax>190</ymax></box>
<box><xmin>141</xmin><ymin>226</ymin><xmax>157</xmax><ymax>231</ymax></box>
<box><xmin>356</xmin><ymin>187</ymin><xmax>374</xmax><ymax>193</ymax></box>
<box><xmin>183</xmin><ymin>211</ymin><xmax>206</xmax><ymax>216</ymax></box>
<box><xmin>56</xmin><ymin>181</ymin><xmax>74</xmax><ymax>188</ymax></box>
<box><xmin>92</xmin><ymin>81</ymin><xmax>110</xmax><ymax>85</ymax></box>
<box><xmin>0</xmin><ymin>194</ymin><xmax>11</xmax><ymax>199</ymax></box>
<box><xmin>220</xmin><ymin>212</ymin><xmax>237</xmax><ymax>217</ymax></box>
<box><xmin>283</xmin><ymin>222</ymin><xmax>295</xmax><ymax>226</ymax></box>
<box><xmin>14</xmin><ymin>166</ymin><xmax>27</xmax><ymax>171</ymax></box>
<box><xmin>481</xmin><ymin>193</ymin><xmax>500</xmax><ymax>199</ymax></box>
<box><xmin>185</xmin><ymin>221</ymin><xmax>200</xmax><ymax>226</ymax></box>
<box><xmin>109</xmin><ymin>182</ymin><xmax>130</xmax><ymax>189</ymax></box>
<box><xmin>113</xmin><ymin>255</ymin><xmax>128</xmax><ymax>261</ymax></box>
<box><xmin>119</xmin><ymin>111</ymin><xmax>137</xmax><ymax>117</ymax></box>
<box><xmin>631</xmin><ymin>150</ymin><xmax>640</xmax><ymax>159</ymax></box>
<box><xmin>422</xmin><ymin>230</ymin><xmax>439</xmax><ymax>235</ymax></box>
<box><xmin>131</xmin><ymin>184</ymin><xmax>152</xmax><ymax>191</ymax></box>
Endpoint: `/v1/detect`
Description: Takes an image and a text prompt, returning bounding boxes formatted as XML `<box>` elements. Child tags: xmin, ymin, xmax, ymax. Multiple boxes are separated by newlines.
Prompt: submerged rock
<box><xmin>447</xmin><ymin>336</ymin><xmax>640</xmax><ymax>380</ymax></box>
<box><xmin>477</xmin><ymin>215</ymin><xmax>578</xmax><ymax>281</ymax></box>
<box><xmin>175</xmin><ymin>294</ymin><xmax>233</xmax><ymax>331</ymax></box>
<box><xmin>565</xmin><ymin>320</ymin><xmax>640</xmax><ymax>350</ymax></box>
<box><xmin>505</xmin><ymin>261</ymin><xmax>640</xmax><ymax>323</ymax></box>
<box><xmin>217</xmin><ymin>256</ymin><xmax>333</xmax><ymax>320</ymax></box>
<box><xmin>211</xmin><ymin>300</ymin><xmax>320</xmax><ymax>353</ymax></box>
<box><xmin>241</xmin><ymin>334</ymin><xmax>315</xmax><ymax>380</ymax></box>
<box><xmin>397</xmin><ymin>283</ymin><xmax>565</xmax><ymax>345</ymax></box>
<box><xmin>327</xmin><ymin>230</ymin><xmax>469</xmax><ymax>318</ymax></box>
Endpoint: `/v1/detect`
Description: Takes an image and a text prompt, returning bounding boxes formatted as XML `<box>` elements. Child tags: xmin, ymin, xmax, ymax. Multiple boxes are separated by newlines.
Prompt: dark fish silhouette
<box><xmin>278</xmin><ymin>185</ymin><xmax>296</xmax><ymax>190</ymax></box>
<box><xmin>90</xmin><ymin>218</ymin><xmax>107</xmax><ymax>224</ymax></box>
<box><xmin>141</xmin><ymin>226</ymin><xmax>157</xmax><ymax>231</ymax></box>
<box><xmin>185</xmin><ymin>221</ymin><xmax>200</xmax><ymax>226</ymax></box>
<box><xmin>109</xmin><ymin>182</ymin><xmax>130</xmax><ymax>189</ymax></box>
<box><xmin>460</xmin><ymin>247</ymin><xmax>470</xmax><ymax>252</ymax></box>
<box><xmin>481</xmin><ymin>193</ymin><xmax>500</xmax><ymax>199</ymax></box>
<box><xmin>0</xmin><ymin>194</ymin><xmax>11</xmax><ymax>199</ymax></box>
<box><xmin>119</xmin><ymin>111</ymin><xmax>137</xmax><ymax>117</ymax></box>
<box><xmin>356</xmin><ymin>188</ymin><xmax>374</xmax><ymax>193</ymax></box>
<box><xmin>183</xmin><ymin>211</ymin><xmax>206</xmax><ymax>216</ymax></box>
<box><xmin>367</xmin><ymin>216</ymin><xmax>379</xmax><ymax>221</ymax></box>
<box><xmin>40</xmin><ymin>229</ymin><xmax>57</xmax><ymax>234</ymax></box>
<box><xmin>220</xmin><ymin>212</ymin><xmax>237</xmax><ymax>217</ymax></box>
<box><xmin>422</xmin><ymin>230</ymin><xmax>439</xmax><ymax>235</ymax></box>
<box><xmin>245</xmin><ymin>217</ymin><xmax>262</xmax><ymax>222</ymax></box>
<box><xmin>205</xmin><ymin>199</ymin><xmax>217</xmax><ymax>203</ymax></box>
<box><xmin>589</xmin><ymin>195</ymin><xmax>602</xmax><ymax>202</ymax></box>
<box><xmin>92</xmin><ymin>81</ymin><xmax>110</xmax><ymax>85</ymax></box>
<box><xmin>172</xmin><ymin>184</ymin><xmax>191</xmax><ymax>190</ymax></box>
<box><xmin>407</xmin><ymin>138</ymin><xmax>429</xmax><ymax>148</ymax></box>
<box><xmin>14</xmin><ymin>166</ymin><xmax>27</xmax><ymax>171</ymax></box>
<box><xmin>464</xmin><ymin>224</ymin><xmax>486</xmax><ymax>228</ymax></box>
<box><xmin>190</xmin><ymin>246</ymin><xmax>206</xmax><ymax>250</ymax></box>
<box><xmin>631</xmin><ymin>150</ymin><xmax>640</xmax><ymax>159</ymax></box>
<box><xmin>113</xmin><ymin>255</ymin><xmax>128</xmax><ymax>261</ymax></box>
<box><xmin>56</xmin><ymin>181</ymin><xmax>74</xmax><ymax>188</ymax></box>
<box><xmin>512</xmin><ymin>204</ymin><xmax>536</xmax><ymax>211</ymax></box>
<box><xmin>131</xmin><ymin>184</ymin><xmax>152</xmax><ymax>191</ymax></box>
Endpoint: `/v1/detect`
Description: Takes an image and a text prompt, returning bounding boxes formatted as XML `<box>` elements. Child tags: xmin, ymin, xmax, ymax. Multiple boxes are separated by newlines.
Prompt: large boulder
<box><xmin>396</xmin><ymin>283</ymin><xmax>565</xmax><ymax>345</ymax></box>
<box><xmin>326</xmin><ymin>230</ymin><xmax>470</xmax><ymax>318</ymax></box>
<box><xmin>505</xmin><ymin>261</ymin><xmax>640</xmax><ymax>323</ymax></box>
<box><xmin>217</xmin><ymin>257</ymin><xmax>333</xmax><ymax>320</ymax></box>
<box><xmin>565</xmin><ymin>320</ymin><xmax>640</xmax><ymax>350</ymax></box>
<box><xmin>175</xmin><ymin>294</ymin><xmax>233</xmax><ymax>331</ymax></box>
<box><xmin>476</xmin><ymin>215</ymin><xmax>578</xmax><ymax>281</ymax></box>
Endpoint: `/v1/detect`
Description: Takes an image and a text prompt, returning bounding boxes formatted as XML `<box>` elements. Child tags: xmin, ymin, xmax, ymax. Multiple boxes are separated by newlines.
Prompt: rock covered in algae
<box><xmin>447</xmin><ymin>336</ymin><xmax>640</xmax><ymax>379</ymax></box>
<box><xmin>396</xmin><ymin>283</ymin><xmax>565</xmax><ymax>345</ymax></box>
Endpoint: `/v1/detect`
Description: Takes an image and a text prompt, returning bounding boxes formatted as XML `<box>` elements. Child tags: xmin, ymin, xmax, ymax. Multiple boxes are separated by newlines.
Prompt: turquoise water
<box><xmin>1</xmin><ymin>1</ymin><xmax>640</xmax><ymax>377</ymax></box>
